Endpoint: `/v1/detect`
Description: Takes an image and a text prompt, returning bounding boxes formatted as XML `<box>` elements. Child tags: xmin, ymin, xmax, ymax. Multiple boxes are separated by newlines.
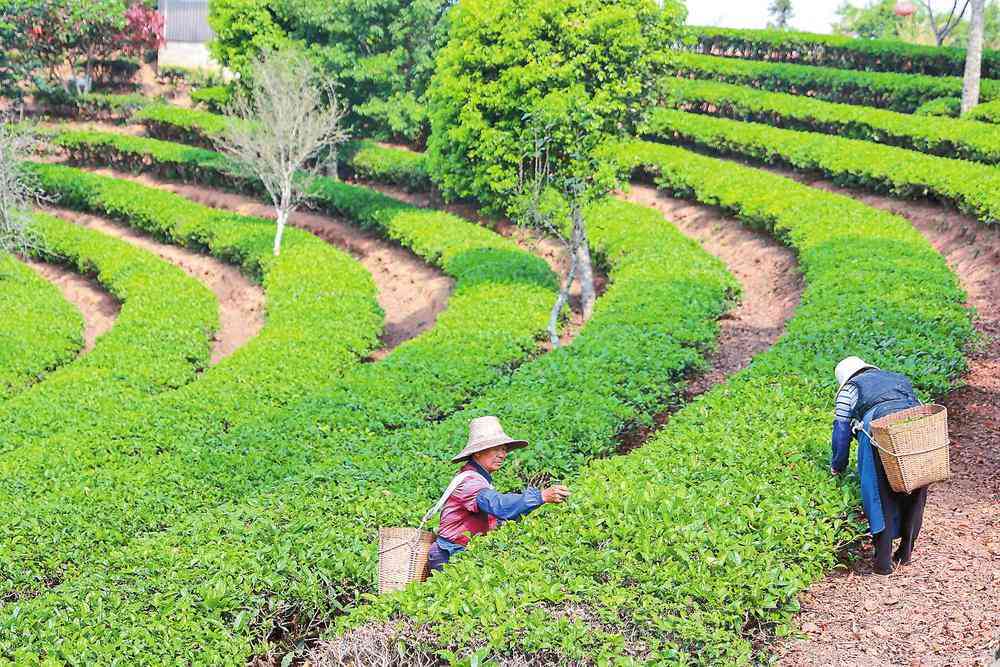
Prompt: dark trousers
<box><xmin>873</xmin><ymin>454</ymin><xmax>929</xmax><ymax>573</ymax></box>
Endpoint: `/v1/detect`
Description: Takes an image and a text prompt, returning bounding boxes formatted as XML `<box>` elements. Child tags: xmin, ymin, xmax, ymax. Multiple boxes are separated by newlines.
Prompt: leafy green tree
<box><xmin>209</xmin><ymin>0</ymin><xmax>452</xmax><ymax>144</ymax></box>
<box><xmin>768</xmin><ymin>0</ymin><xmax>795</xmax><ymax>29</ymax></box>
<box><xmin>426</xmin><ymin>0</ymin><xmax>684</xmax><ymax>213</ymax></box>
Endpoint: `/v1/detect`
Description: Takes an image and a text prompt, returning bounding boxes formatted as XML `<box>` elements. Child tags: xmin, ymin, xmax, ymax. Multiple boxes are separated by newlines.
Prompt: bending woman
<box><xmin>831</xmin><ymin>357</ymin><xmax>930</xmax><ymax>575</ymax></box>
<box><xmin>427</xmin><ymin>416</ymin><xmax>570</xmax><ymax>572</ymax></box>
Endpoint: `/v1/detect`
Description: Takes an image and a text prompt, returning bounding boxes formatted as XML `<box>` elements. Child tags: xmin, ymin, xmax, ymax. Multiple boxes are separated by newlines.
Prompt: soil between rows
<box><xmin>22</xmin><ymin>257</ymin><xmax>120</xmax><ymax>354</ymax></box>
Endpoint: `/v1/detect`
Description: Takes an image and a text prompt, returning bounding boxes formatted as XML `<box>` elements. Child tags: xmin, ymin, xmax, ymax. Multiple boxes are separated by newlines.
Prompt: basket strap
<box><xmin>418</xmin><ymin>471</ymin><xmax>487</xmax><ymax>531</ymax></box>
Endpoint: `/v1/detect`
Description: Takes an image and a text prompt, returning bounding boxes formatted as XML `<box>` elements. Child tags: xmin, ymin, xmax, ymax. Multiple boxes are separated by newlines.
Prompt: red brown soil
<box><xmin>347</xmin><ymin>180</ymin><xmax>606</xmax><ymax>349</ymax></box>
<box><xmin>762</xmin><ymin>170</ymin><xmax>1000</xmax><ymax>667</ymax></box>
<box><xmin>23</xmin><ymin>258</ymin><xmax>120</xmax><ymax>353</ymax></box>
<box><xmin>81</xmin><ymin>168</ymin><xmax>454</xmax><ymax>359</ymax></box>
<box><xmin>42</xmin><ymin>204</ymin><xmax>265</xmax><ymax>365</ymax></box>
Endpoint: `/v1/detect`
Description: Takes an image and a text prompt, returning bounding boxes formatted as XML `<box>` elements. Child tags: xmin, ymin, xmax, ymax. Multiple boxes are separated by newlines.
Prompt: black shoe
<box><xmin>893</xmin><ymin>548</ymin><xmax>912</xmax><ymax>566</ymax></box>
<box><xmin>873</xmin><ymin>562</ymin><xmax>895</xmax><ymax>576</ymax></box>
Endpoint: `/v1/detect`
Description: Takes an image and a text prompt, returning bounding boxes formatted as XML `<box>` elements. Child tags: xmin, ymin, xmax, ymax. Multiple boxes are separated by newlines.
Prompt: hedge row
<box><xmin>915</xmin><ymin>96</ymin><xmax>962</xmax><ymax>117</ymax></box>
<box><xmin>133</xmin><ymin>103</ymin><xmax>229</xmax><ymax>149</ymax></box>
<box><xmin>34</xmin><ymin>90</ymin><xmax>152</xmax><ymax>122</ymax></box>
<box><xmin>0</xmin><ymin>253</ymin><xmax>83</xmax><ymax>402</ymax></box>
<box><xmin>687</xmin><ymin>26</ymin><xmax>1000</xmax><ymax>79</ymax></box>
<box><xmin>329</xmin><ymin>139</ymin><xmax>973</xmax><ymax>664</ymax></box>
<box><xmin>645</xmin><ymin>108</ymin><xmax>1000</xmax><ymax>226</ymax></box>
<box><xmin>968</xmin><ymin>98</ymin><xmax>1000</xmax><ymax>124</ymax></box>
<box><xmin>0</xmin><ymin>209</ymin><xmax>216</xmax><ymax>456</ymax></box>
<box><xmin>190</xmin><ymin>85</ymin><xmax>233</xmax><ymax>113</ymax></box>
<box><xmin>663</xmin><ymin>78</ymin><xmax>1000</xmax><ymax>165</ymax></box>
<box><xmin>0</xmin><ymin>193</ymin><xmax>738</xmax><ymax>664</ymax></box>
<box><xmin>670</xmin><ymin>52</ymin><xmax>1000</xmax><ymax>113</ymax></box>
<box><xmin>0</xmin><ymin>160</ymin><xmax>561</xmax><ymax>605</ymax></box>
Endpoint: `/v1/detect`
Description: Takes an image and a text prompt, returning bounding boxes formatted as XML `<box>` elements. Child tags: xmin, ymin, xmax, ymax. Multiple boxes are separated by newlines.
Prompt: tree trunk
<box><xmin>572</xmin><ymin>206</ymin><xmax>596</xmax><ymax>321</ymax></box>
<box><xmin>548</xmin><ymin>246</ymin><xmax>579</xmax><ymax>349</ymax></box>
<box><xmin>273</xmin><ymin>209</ymin><xmax>287</xmax><ymax>256</ymax></box>
<box><xmin>962</xmin><ymin>0</ymin><xmax>987</xmax><ymax>115</ymax></box>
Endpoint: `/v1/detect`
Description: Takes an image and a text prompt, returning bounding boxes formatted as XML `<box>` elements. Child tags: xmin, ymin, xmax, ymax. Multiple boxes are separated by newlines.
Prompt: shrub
<box><xmin>34</xmin><ymin>88</ymin><xmax>151</xmax><ymax>121</ymax></box>
<box><xmin>426</xmin><ymin>0</ymin><xmax>685</xmax><ymax>213</ymax></box>
<box><xmin>671</xmin><ymin>52</ymin><xmax>1000</xmax><ymax>112</ymax></box>
<box><xmin>133</xmin><ymin>103</ymin><xmax>229</xmax><ymax>148</ymax></box>
<box><xmin>645</xmin><ymin>107</ymin><xmax>1000</xmax><ymax>225</ymax></box>
<box><xmin>341</xmin><ymin>140</ymin><xmax>432</xmax><ymax>192</ymax></box>
<box><xmin>915</xmin><ymin>96</ymin><xmax>962</xmax><ymax>117</ymax></box>
<box><xmin>0</xmin><ymin>252</ymin><xmax>83</xmax><ymax>401</ymax></box>
<box><xmin>967</xmin><ymin>98</ymin><xmax>1000</xmax><ymax>123</ymax></box>
<box><xmin>661</xmin><ymin>79</ymin><xmax>1000</xmax><ymax>165</ymax></box>
<box><xmin>189</xmin><ymin>85</ymin><xmax>233</xmax><ymax>113</ymax></box>
<box><xmin>687</xmin><ymin>25</ymin><xmax>1000</xmax><ymax>79</ymax></box>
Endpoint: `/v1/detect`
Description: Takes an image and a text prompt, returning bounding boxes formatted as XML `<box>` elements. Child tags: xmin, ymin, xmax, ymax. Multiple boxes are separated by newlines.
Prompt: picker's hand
<box><xmin>542</xmin><ymin>485</ymin><xmax>571</xmax><ymax>504</ymax></box>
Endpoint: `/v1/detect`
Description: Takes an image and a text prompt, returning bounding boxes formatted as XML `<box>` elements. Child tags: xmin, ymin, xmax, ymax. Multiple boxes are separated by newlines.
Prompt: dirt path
<box><xmin>83</xmin><ymin>168</ymin><xmax>453</xmax><ymax>359</ymax></box>
<box><xmin>348</xmin><ymin>180</ymin><xmax>606</xmax><ymax>348</ymax></box>
<box><xmin>761</xmin><ymin>170</ymin><xmax>1000</xmax><ymax>667</ymax></box>
<box><xmin>43</xmin><ymin>204</ymin><xmax>265</xmax><ymax>365</ymax></box>
<box><xmin>621</xmin><ymin>184</ymin><xmax>801</xmax><ymax>396</ymax></box>
<box><xmin>23</xmin><ymin>258</ymin><xmax>119</xmax><ymax>354</ymax></box>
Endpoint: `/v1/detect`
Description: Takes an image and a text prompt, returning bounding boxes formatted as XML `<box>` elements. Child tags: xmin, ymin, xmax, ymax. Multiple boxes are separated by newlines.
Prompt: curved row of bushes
<box><xmin>132</xmin><ymin>103</ymin><xmax>229</xmax><ymax>149</ymax></box>
<box><xmin>0</xmin><ymin>191</ymin><xmax>737</xmax><ymax>663</ymax></box>
<box><xmin>0</xmin><ymin>209</ymin><xmax>217</xmax><ymax>456</ymax></box>
<box><xmin>328</xmin><ymin>140</ymin><xmax>973</xmax><ymax>665</ymax></box>
<box><xmin>663</xmin><ymin>77</ymin><xmax>1000</xmax><ymax>165</ymax></box>
<box><xmin>0</xmin><ymin>159</ymin><xmax>561</xmax><ymax>604</ymax></box>
<box><xmin>687</xmin><ymin>26</ymin><xmax>1000</xmax><ymax>79</ymax></box>
<box><xmin>670</xmin><ymin>52</ymin><xmax>1000</xmax><ymax>113</ymax></box>
<box><xmin>645</xmin><ymin>108</ymin><xmax>1000</xmax><ymax>226</ymax></box>
<box><xmin>0</xmin><ymin>253</ymin><xmax>83</xmax><ymax>402</ymax></box>
<box><xmin>968</xmin><ymin>98</ymin><xmax>1000</xmax><ymax>123</ymax></box>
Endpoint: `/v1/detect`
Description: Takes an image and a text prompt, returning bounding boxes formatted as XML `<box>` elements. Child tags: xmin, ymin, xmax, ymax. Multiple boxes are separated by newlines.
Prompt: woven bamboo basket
<box><xmin>870</xmin><ymin>404</ymin><xmax>951</xmax><ymax>493</ymax></box>
<box><xmin>378</xmin><ymin>527</ymin><xmax>434</xmax><ymax>594</ymax></box>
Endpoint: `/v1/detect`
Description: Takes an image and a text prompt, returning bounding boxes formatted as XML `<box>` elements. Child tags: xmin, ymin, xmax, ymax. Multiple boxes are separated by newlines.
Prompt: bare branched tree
<box><xmin>0</xmin><ymin>120</ymin><xmax>41</xmax><ymax>256</ymax></box>
<box><xmin>517</xmin><ymin>123</ymin><xmax>601</xmax><ymax>348</ymax></box>
<box><xmin>961</xmin><ymin>0</ymin><xmax>987</xmax><ymax>114</ymax></box>
<box><xmin>917</xmin><ymin>0</ymin><xmax>971</xmax><ymax>45</ymax></box>
<box><xmin>216</xmin><ymin>49</ymin><xmax>350</xmax><ymax>256</ymax></box>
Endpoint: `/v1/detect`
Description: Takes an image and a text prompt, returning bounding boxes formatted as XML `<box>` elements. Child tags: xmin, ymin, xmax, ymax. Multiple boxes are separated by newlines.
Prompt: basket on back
<box><xmin>378</xmin><ymin>527</ymin><xmax>434</xmax><ymax>594</ymax></box>
<box><xmin>870</xmin><ymin>404</ymin><xmax>951</xmax><ymax>493</ymax></box>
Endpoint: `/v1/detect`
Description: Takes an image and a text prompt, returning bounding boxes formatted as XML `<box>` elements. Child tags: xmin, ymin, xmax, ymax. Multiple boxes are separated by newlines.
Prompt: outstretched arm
<box><xmin>475</xmin><ymin>487</ymin><xmax>544</xmax><ymax>521</ymax></box>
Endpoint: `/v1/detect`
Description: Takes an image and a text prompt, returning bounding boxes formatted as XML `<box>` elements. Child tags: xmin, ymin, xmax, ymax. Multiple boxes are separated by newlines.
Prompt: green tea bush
<box><xmin>189</xmin><ymin>85</ymin><xmax>233</xmax><ymax>113</ymax></box>
<box><xmin>0</xmin><ymin>157</ymin><xmax>564</xmax><ymax>607</ymax></box>
<box><xmin>914</xmin><ymin>96</ymin><xmax>962</xmax><ymax>118</ymax></box>
<box><xmin>671</xmin><ymin>52</ymin><xmax>1000</xmax><ymax>112</ymax></box>
<box><xmin>0</xmin><ymin>252</ymin><xmax>82</xmax><ymax>402</ymax></box>
<box><xmin>133</xmin><ymin>103</ymin><xmax>230</xmax><ymax>148</ymax></box>
<box><xmin>426</xmin><ymin>0</ymin><xmax>685</xmax><ymax>212</ymax></box>
<box><xmin>645</xmin><ymin>108</ymin><xmax>1000</xmax><ymax>226</ymax></box>
<box><xmin>329</xmin><ymin>140</ymin><xmax>971</xmax><ymax>664</ymax></box>
<box><xmin>33</xmin><ymin>89</ymin><xmax>152</xmax><ymax>122</ymax></box>
<box><xmin>662</xmin><ymin>79</ymin><xmax>1000</xmax><ymax>165</ymax></box>
<box><xmin>0</xmin><ymin>209</ymin><xmax>216</xmax><ymax>454</ymax></box>
<box><xmin>967</xmin><ymin>99</ymin><xmax>1000</xmax><ymax>124</ymax></box>
<box><xmin>0</xmin><ymin>192</ymin><xmax>737</xmax><ymax>664</ymax></box>
<box><xmin>341</xmin><ymin>140</ymin><xmax>431</xmax><ymax>191</ymax></box>
<box><xmin>688</xmin><ymin>26</ymin><xmax>1000</xmax><ymax>79</ymax></box>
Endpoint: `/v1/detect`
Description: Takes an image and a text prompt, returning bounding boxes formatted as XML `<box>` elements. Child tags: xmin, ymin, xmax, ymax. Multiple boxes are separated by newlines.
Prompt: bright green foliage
<box><xmin>688</xmin><ymin>25</ymin><xmax>1000</xmax><ymax>78</ymax></box>
<box><xmin>33</xmin><ymin>90</ymin><xmax>152</xmax><ymax>121</ymax></box>
<box><xmin>662</xmin><ymin>78</ymin><xmax>1000</xmax><ymax>165</ymax></box>
<box><xmin>335</xmin><ymin>141</ymin><xmax>971</xmax><ymax>664</ymax></box>
<box><xmin>0</xmin><ymin>253</ymin><xmax>82</xmax><ymax>402</ymax></box>
<box><xmin>672</xmin><ymin>52</ymin><xmax>1000</xmax><ymax>112</ymax></box>
<box><xmin>426</xmin><ymin>0</ymin><xmax>685</xmax><ymax>212</ymax></box>
<box><xmin>915</xmin><ymin>96</ymin><xmax>962</xmax><ymax>117</ymax></box>
<box><xmin>208</xmin><ymin>0</ymin><xmax>450</xmax><ymax>143</ymax></box>
<box><xmin>967</xmin><ymin>98</ymin><xmax>1000</xmax><ymax>123</ymax></box>
<box><xmin>0</xmin><ymin>190</ymin><xmax>736</xmax><ymax>664</ymax></box>
<box><xmin>342</xmin><ymin>140</ymin><xmax>431</xmax><ymax>192</ymax></box>
<box><xmin>189</xmin><ymin>85</ymin><xmax>233</xmax><ymax>113</ymax></box>
<box><xmin>645</xmin><ymin>108</ymin><xmax>1000</xmax><ymax>226</ymax></box>
<box><xmin>0</xmin><ymin>209</ymin><xmax>216</xmax><ymax>454</ymax></box>
<box><xmin>133</xmin><ymin>103</ymin><xmax>230</xmax><ymax>148</ymax></box>
<box><xmin>0</xmin><ymin>147</ymin><xmax>563</xmax><ymax>612</ymax></box>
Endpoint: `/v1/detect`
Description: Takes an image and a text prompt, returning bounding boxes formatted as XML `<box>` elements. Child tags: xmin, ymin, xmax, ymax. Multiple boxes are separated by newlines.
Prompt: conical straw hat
<box><xmin>450</xmin><ymin>416</ymin><xmax>528</xmax><ymax>463</ymax></box>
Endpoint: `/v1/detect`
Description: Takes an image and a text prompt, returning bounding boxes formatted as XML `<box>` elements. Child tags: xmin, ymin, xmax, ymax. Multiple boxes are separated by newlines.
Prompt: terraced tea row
<box><xmin>0</xmin><ymin>210</ymin><xmax>216</xmax><ymax>456</ymax></box>
<box><xmin>0</xmin><ymin>163</ymin><xmax>560</xmax><ymax>604</ymax></box>
<box><xmin>663</xmin><ymin>78</ymin><xmax>1000</xmax><ymax>165</ymax></box>
<box><xmin>323</xmin><ymin>141</ymin><xmax>973</xmax><ymax>664</ymax></box>
<box><xmin>0</xmin><ymin>254</ymin><xmax>83</xmax><ymax>402</ymax></box>
<box><xmin>0</xmin><ymin>191</ymin><xmax>737</xmax><ymax>662</ymax></box>
<box><xmin>644</xmin><ymin>108</ymin><xmax>1000</xmax><ymax>227</ymax></box>
<box><xmin>671</xmin><ymin>53</ymin><xmax>1000</xmax><ymax>113</ymax></box>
